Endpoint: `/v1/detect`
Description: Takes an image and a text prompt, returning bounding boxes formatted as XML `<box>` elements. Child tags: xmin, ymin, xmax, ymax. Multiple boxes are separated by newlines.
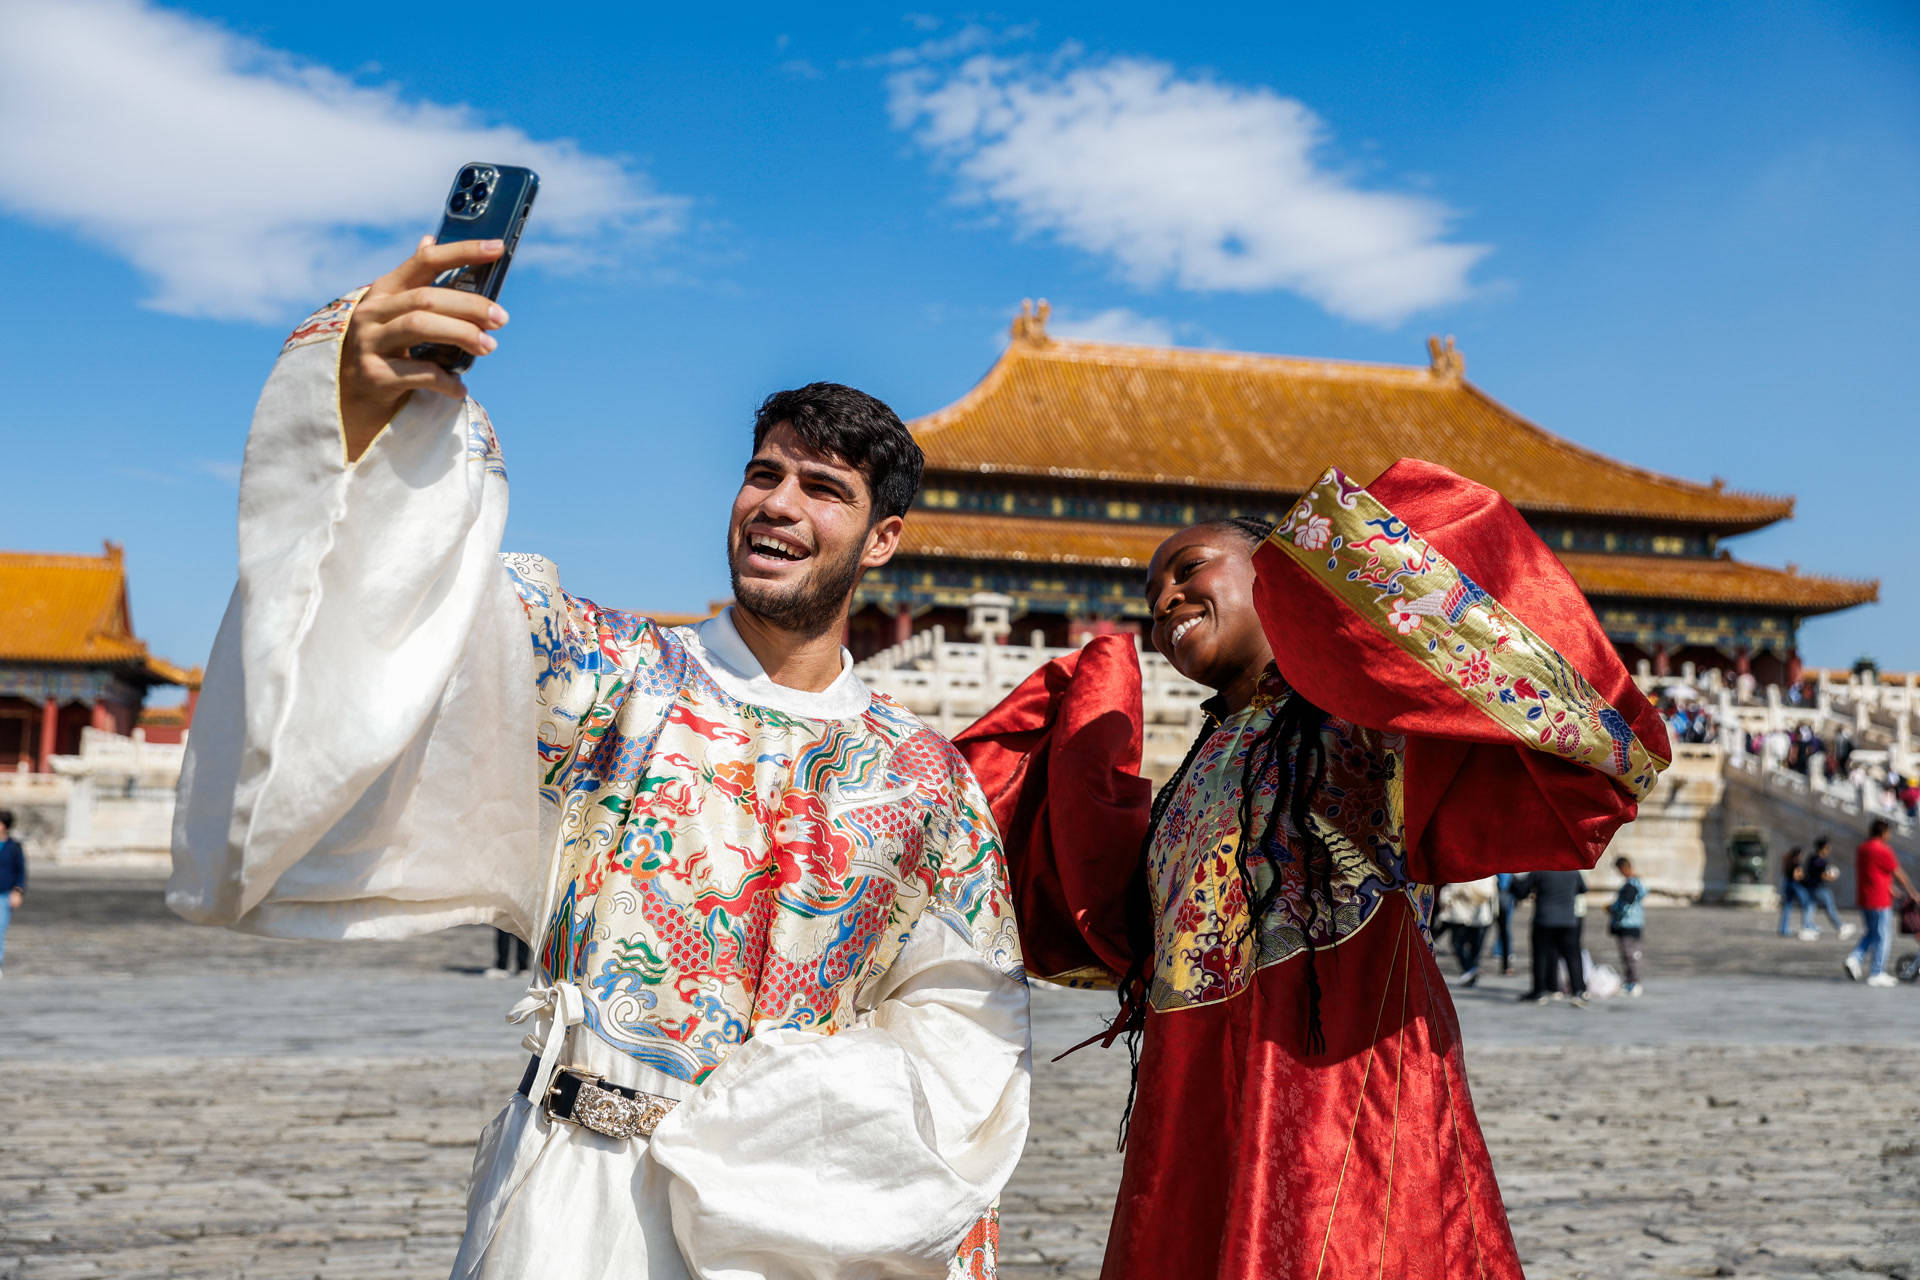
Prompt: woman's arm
<box><xmin>1251</xmin><ymin>460</ymin><xmax>1671</xmax><ymax>882</ymax></box>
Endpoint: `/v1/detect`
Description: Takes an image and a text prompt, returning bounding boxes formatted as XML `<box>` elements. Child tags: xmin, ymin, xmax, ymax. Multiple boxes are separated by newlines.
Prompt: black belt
<box><xmin>518</xmin><ymin>1056</ymin><xmax>678</xmax><ymax>1140</ymax></box>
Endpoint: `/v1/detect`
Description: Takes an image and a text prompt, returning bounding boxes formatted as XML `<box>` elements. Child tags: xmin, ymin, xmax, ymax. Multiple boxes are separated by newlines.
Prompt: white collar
<box><xmin>674</xmin><ymin>607</ymin><xmax>871</xmax><ymax>720</ymax></box>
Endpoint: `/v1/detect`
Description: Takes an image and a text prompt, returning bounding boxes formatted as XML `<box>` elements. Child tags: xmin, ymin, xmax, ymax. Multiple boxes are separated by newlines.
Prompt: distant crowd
<box><xmin>1653</xmin><ymin>684</ymin><xmax>1920</xmax><ymax>820</ymax></box>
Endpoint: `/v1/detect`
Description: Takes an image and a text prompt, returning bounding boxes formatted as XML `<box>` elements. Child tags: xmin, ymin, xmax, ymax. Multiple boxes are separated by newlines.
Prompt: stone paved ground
<box><xmin>2</xmin><ymin>867</ymin><xmax>1917</xmax><ymax>1279</ymax></box>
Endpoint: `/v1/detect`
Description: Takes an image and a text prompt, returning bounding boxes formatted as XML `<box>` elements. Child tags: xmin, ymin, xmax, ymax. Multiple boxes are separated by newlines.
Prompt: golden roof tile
<box><xmin>910</xmin><ymin>325</ymin><xmax>1793</xmax><ymax>533</ymax></box>
<box><xmin>1557</xmin><ymin>552</ymin><xmax>1877</xmax><ymax>614</ymax></box>
<box><xmin>0</xmin><ymin>544</ymin><xmax>196</xmax><ymax>681</ymax></box>
<box><xmin>895</xmin><ymin>512</ymin><xmax>1876</xmax><ymax>616</ymax></box>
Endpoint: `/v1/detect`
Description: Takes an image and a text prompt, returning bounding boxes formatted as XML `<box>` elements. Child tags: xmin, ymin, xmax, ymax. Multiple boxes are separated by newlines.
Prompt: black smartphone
<box><xmin>411</xmin><ymin>162</ymin><xmax>539</xmax><ymax>372</ymax></box>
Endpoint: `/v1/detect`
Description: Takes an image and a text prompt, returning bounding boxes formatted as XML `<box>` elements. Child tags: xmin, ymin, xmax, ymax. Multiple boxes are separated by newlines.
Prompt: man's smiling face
<box><xmin>726</xmin><ymin>422</ymin><xmax>902</xmax><ymax>638</ymax></box>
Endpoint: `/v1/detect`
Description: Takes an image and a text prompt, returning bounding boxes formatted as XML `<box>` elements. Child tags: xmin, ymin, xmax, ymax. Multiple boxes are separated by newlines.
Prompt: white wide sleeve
<box><xmin>648</xmin><ymin>776</ymin><xmax>1032</xmax><ymax>1278</ymax></box>
<box><xmin>166</xmin><ymin>293</ymin><xmax>556</xmax><ymax>941</ymax></box>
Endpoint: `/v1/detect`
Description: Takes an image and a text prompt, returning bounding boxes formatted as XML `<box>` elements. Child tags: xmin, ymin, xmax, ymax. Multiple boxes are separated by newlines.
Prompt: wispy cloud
<box><xmin>850</xmin><ymin>22</ymin><xmax>1029</xmax><ymax>71</ymax></box>
<box><xmin>0</xmin><ymin>0</ymin><xmax>688</xmax><ymax>322</ymax></box>
<box><xmin>889</xmin><ymin>47</ymin><xmax>1488</xmax><ymax>326</ymax></box>
<box><xmin>1046</xmin><ymin>306</ymin><xmax>1178</xmax><ymax>347</ymax></box>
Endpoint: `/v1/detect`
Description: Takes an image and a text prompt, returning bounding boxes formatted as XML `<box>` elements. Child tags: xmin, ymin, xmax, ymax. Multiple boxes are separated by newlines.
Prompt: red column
<box><xmin>1652</xmin><ymin>645</ymin><xmax>1672</xmax><ymax>677</ymax></box>
<box><xmin>1785</xmin><ymin>649</ymin><xmax>1803</xmax><ymax>686</ymax></box>
<box><xmin>90</xmin><ymin>701</ymin><xmax>113</xmax><ymax>733</ymax></box>
<box><xmin>1734</xmin><ymin>647</ymin><xmax>1751</xmax><ymax>677</ymax></box>
<box><xmin>37</xmin><ymin>697</ymin><xmax>58</xmax><ymax>772</ymax></box>
<box><xmin>893</xmin><ymin>606</ymin><xmax>913</xmax><ymax>646</ymax></box>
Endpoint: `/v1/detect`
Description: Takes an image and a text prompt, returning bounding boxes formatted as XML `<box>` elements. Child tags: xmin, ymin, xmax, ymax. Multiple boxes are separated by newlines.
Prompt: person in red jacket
<box><xmin>1844</xmin><ymin>819</ymin><xmax>1918</xmax><ymax>987</ymax></box>
<box><xmin>958</xmin><ymin>461</ymin><xmax>1671</xmax><ymax>1280</ymax></box>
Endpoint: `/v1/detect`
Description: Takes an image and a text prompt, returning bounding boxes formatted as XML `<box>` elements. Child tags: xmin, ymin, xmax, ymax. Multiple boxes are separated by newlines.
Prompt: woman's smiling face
<box><xmin>1145</xmin><ymin>523</ymin><xmax>1275</xmax><ymax>709</ymax></box>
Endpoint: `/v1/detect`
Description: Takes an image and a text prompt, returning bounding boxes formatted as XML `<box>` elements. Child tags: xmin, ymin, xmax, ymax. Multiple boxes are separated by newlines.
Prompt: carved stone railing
<box><xmin>1720</xmin><ymin>736</ymin><xmax>1914</xmax><ymax>836</ymax></box>
<box><xmin>45</xmin><ymin>727</ymin><xmax>186</xmax><ymax>861</ymax></box>
<box><xmin>858</xmin><ymin>622</ymin><xmax>1213</xmax><ymax>782</ymax></box>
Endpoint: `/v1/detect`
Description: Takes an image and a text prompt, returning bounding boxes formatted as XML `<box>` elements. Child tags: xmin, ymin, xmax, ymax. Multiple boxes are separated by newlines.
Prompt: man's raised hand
<box><xmin>338</xmin><ymin>237</ymin><xmax>509</xmax><ymax>462</ymax></box>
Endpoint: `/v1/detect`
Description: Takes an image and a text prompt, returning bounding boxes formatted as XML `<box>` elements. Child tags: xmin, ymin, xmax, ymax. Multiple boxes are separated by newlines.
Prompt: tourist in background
<box><xmin>1608</xmin><ymin>856</ymin><xmax>1647</xmax><ymax>996</ymax></box>
<box><xmin>0</xmin><ymin>809</ymin><xmax>23</xmax><ymax>979</ymax></box>
<box><xmin>1844</xmin><ymin>819</ymin><xmax>1918</xmax><ymax>988</ymax></box>
<box><xmin>1802</xmin><ymin>837</ymin><xmax>1854</xmax><ymax>940</ymax></box>
<box><xmin>1493</xmin><ymin>871</ymin><xmax>1517</xmax><ymax>977</ymax></box>
<box><xmin>1512</xmin><ymin>868</ymin><xmax>1590</xmax><ymax>1005</ymax></box>
<box><xmin>1778</xmin><ymin>846</ymin><xmax>1812</xmax><ymax>937</ymax></box>
<box><xmin>1437</xmin><ymin>876</ymin><xmax>1498</xmax><ymax>987</ymax></box>
<box><xmin>485</xmin><ymin>927</ymin><xmax>529</xmax><ymax>979</ymax></box>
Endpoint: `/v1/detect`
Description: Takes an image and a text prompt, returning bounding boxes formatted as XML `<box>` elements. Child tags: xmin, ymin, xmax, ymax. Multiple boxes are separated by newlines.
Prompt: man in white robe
<box><xmin>169</xmin><ymin>238</ymin><xmax>1031</xmax><ymax>1280</ymax></box>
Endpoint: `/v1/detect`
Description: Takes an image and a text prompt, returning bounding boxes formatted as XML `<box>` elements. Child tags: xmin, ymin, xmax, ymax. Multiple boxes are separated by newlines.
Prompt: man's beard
<box><xmin>728</xmin><ymin>535</ymin><xmax>865</xmax><ymax>639</ymax></box>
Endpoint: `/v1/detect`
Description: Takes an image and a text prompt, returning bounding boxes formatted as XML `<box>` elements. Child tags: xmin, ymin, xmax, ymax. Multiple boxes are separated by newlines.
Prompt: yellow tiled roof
<box><xmin>895</xmin><ymin>512</ymin><xmax>1876</xmax><ymax>616</ymax></box>
<box><xmin>0</xmin><ymin>544</ymin><xmax>196</xmax><ymax>682</ymax></box>
<box><xmin>1558</xmin><ymin>552</ymin><xmax>1877</xmax><ymax>614</ymax></box>
<box><xmin>910</xmin><ymin>325</ymin><xmax>1793</xmax><ymax>533</ymax></box>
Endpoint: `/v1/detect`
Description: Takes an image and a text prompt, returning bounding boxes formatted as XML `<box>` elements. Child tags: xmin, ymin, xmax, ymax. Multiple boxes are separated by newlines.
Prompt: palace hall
<box><xmin>847</xmin><ymin>302</ymin><xmax>1876</xmax><ymax>685</ymax></box>
<box><xmin>0</xmin><ymin>543</ymin><xmax>200</xmax><ymax>771</ymax></box>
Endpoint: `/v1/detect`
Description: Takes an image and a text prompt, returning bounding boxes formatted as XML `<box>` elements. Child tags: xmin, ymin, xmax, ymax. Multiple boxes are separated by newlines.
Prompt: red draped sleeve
<box><xmin>952</xmin><ymin>635</ymin><xmax>1153</xmax><ymax>986</ymax></box>
<box><xmin>1252</xmin><ymin>458</ymin><xmax>1672</xmax><ymax>883</ymax></box>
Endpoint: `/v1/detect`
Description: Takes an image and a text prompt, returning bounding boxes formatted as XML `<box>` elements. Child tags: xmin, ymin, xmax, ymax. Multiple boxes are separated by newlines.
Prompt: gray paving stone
<box><xmin>3</xmin><ymin>868</ymin><xmax>1918</xmax><ymax>1277</ymax></box>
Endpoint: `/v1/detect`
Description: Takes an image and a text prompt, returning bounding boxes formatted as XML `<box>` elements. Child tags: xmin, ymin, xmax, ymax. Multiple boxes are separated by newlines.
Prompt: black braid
<box><xmin>1236</xmin><ymin>694</ymin><xmax>1335</xmax><ymax>1055</ymax></box>
<box><xmin>1112</xmin><ymin>711</ymin><xmax>1216</xmax><ymax>1150</ymax></box>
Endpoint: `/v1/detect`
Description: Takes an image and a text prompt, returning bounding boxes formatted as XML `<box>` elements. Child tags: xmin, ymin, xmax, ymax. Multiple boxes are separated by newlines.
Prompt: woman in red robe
<box><xmin>956</xmin><ymin>460</ymin><xmax>1671</xmax><ymax>1279</ymax></box>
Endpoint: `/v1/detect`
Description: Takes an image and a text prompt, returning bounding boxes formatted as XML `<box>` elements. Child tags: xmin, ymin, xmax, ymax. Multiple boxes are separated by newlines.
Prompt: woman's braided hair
<box><xmin>1112</xmin><ymin>517</ymin><xmax>1338</xmax><ymax>1149</ymax></box>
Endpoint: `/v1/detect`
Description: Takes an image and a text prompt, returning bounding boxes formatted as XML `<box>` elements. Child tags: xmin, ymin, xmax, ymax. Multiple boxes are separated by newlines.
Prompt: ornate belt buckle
<box><xmin>572</xmin><ymin>1082</ymin><xmax>672</xmax><ymax>1143</ymax></box>
<box><xmin>549</xmin><ymin>1069</ymin><xmax>674</xmax><ymax>1141</ymax></box>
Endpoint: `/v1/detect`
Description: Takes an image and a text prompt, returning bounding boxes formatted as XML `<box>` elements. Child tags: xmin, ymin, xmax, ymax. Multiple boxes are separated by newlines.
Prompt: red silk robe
<box><xmin>956</xmin><ymin>460</ymin><xmax>1671</xmax><ymax>1280</ymax></box>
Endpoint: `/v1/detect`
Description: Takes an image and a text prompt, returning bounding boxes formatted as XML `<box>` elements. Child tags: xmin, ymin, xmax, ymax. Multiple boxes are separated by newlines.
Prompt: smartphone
<box><xmin>411</xmin><ymin>162</ymin><xmax>539</xmax><ymax>372</ymax></box>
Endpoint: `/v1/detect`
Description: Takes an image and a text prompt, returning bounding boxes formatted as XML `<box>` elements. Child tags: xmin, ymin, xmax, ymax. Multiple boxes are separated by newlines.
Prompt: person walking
<box><xmin>1493</xmin><ymin>871</ymin><xmax>1517</xmax><ymax>976</ymax></box>
<box><xmin>1608</xmin><ymin>856</ymin><xmax>1647</xmax><ymax>996</ymax></box>
<box><xmin>0</xmin><ymin>809</ymin><xmax>24</xmax><ymax>979</ymax></box>
<box><xmin>1844</xmin><ymin>819</ymin><xmax>1919</xmax><ymax>988</ymax></box>
<box><xmin>1803</xmin><ymin>837</ymin><xmax>1856</xmax><ymax>940</ymax></box>
<box><xmin>485</xmin><ymin>927</ymin><xmax>530</xmax><ymax>978</ymax></box>
<box><xmin>1512</xmin><ymin>868</ymin><xmax>1590</xmax><ymax>1005</ymax></box>
<box><xmin>1437</xmin><ymin>876</ymin><xmax>1498</xmax><ymax>986</ymax></box>
<box><xmin>1778</xmin><ymin>846</ymin><xmax>1812</xmax><ymax>938</ymax></box>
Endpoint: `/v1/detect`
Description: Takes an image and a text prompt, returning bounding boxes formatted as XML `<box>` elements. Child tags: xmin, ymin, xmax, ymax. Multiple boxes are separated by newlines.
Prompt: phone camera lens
<box><xmin>470</xmin><ymin>184</ymin><xmax>489</xmax><ymax>203</ymax></box>
<box><xmin>449</xmin><ymin>193</ymin><xmax>469</xmax><ymax>213</ymax></box>
<box><xmin>458</xmin><ymin>166</ymin><xmax>479</xmax><ymax>188</ymax></box>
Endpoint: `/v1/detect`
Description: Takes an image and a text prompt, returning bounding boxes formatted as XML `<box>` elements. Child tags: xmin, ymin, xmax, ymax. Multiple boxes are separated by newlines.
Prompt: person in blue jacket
<box><xmin>1608</xmin><ymin>855</ymin><xmax>1646</xmax><ymax>996</ymax></box>
<box><xmin>0</xmin><ymin>808</ymin><xmax>25</xmax><ymax>977</ymax></box>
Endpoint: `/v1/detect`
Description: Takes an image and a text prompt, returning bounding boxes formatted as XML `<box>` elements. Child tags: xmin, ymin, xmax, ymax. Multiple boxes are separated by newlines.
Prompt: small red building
<box><xmin>0</xmin><ymin>543</ymin><xmax>199</xmax><ymax>770</ymax></box>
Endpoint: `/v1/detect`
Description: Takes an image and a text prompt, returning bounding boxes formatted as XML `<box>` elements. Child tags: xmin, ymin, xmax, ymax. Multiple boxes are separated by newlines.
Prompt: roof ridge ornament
<box><xmin>1011</xmin><ymin>298</ymin><xmax>1051</xmax><ymax>345</ymax></box>
<box><xmin>1426</xmin><ymin>334</ymin><xmax>1464</xmax><ymax>382</ymax></box>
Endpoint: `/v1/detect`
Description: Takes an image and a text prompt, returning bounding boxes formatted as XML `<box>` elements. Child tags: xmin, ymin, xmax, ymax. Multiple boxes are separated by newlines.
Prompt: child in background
<box><xmin>1608</xmin><ymin>855</ymin><xmax>1646</xmax><ymax>996</ymax></box>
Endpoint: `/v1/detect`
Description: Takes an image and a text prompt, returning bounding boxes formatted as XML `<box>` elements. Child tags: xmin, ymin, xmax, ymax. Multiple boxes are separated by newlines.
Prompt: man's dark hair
<box><xmin>1870</xmin><ymin>818</ymin><xmax>1891</xmax><ymax>838</ymax></box>
<box><xmin>753</xmin><ymin>383</ymin><xmax>925</xmax><ymax>521</ymax></box>
<box><xmin>0</xmin><ymin>808</ymin><xmax>12</xmax><ymax>829</ymax></box>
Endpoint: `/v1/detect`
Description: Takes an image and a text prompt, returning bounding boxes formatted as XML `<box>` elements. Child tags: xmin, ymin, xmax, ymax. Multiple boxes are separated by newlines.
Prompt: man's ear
<box><xmin>861</xmin><ymin>514</ymin><xmax>905</xmax><ymax>569</ymax></box>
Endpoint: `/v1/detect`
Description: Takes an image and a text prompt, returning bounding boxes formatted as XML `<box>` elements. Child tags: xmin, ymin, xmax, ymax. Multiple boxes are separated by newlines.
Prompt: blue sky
<box><xmin>3</xmin><ymin>0</ymin><xmax>1916</xmax><ymax>692</ymax></box>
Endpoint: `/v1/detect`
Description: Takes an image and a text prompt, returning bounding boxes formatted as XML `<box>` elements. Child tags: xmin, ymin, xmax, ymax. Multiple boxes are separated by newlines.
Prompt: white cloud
<box><xmin>889</xmin><ymin>50</ymin><xmax>1488</xmax><ymax>326</ymax></box>
<box><xmin>0</xmin><ymin>0</ymin><xmax>687</xmax><ymax>322</ymax></box>
<box><xmin>1045</xmin><ymin>306</ymin><xmax>1177</xmax><ymax>347</ymax></box>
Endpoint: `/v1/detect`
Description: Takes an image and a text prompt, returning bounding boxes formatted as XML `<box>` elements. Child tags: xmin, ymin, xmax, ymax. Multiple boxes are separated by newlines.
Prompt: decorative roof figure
<box><xmin>1010</xmin><ymin>298</ymin><xmax>1051</xmax><ymax>345</ymax></box>
<box><xmin>1426</xmin><ymin>334</ymin><xmax>1465</xmax><ymax>382</ymax></box>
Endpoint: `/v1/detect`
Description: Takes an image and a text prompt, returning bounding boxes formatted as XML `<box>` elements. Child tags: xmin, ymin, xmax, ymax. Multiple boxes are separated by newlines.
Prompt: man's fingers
<box><xmin>373</xmin><ymin>310</ymin><xmax>499</xmax><ymax>359</ymax></box>
<box><xmin>388</xmin><ymin>238</ymin><xmax>506</xmax><ymax>290</ymax></box>
<box><xmin>370</xmin><ymin>285</ymin><xmax>507</xmax><ymax>330</ymax></box>
<box><xmin>382</xmin><ymin>357</ymin><xmax>470</xmax><ymax>402</ymax></box>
